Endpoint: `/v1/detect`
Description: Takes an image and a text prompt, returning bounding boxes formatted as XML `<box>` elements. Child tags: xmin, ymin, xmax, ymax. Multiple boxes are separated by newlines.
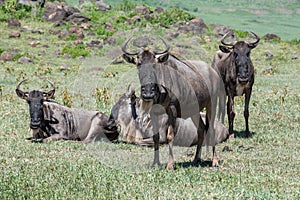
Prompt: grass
<box><xmin>0</xmin><ymin>2</ymin><xmax>300</xmax><ymax>199</ymax></box>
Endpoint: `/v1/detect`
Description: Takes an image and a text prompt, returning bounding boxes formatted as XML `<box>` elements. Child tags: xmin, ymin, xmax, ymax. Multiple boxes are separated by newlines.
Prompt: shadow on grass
<box><xmin>233</xmin><ymin>130</ymin><xmax>256</xmax><ymax>138</ymax></box>
<box><xmin>176</xmin><ymin>160</ymin><xmax>223</xmax><ymax>169</ymax></box>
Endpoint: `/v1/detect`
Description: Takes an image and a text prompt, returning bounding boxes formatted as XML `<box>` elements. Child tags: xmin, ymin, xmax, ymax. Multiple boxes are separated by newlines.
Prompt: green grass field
<box><xmin>0</xmin><ymin>1</ymin><xmax>299</xmax><ymax>199</ymax></box>
<box><xmin>104</xmin><ymin>0</ymin><xmax>300</xmax><ymax>40</ymax></box>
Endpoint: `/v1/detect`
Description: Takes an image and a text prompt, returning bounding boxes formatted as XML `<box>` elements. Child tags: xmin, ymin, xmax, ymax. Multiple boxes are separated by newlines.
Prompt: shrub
<box><xmin>0</xmin><ymin>1</ymin><xmax>32</xmax><ymax>19</ymax></box>
<box><xmin>62</xmin><ymin>44</ymin><xmax>90</xmax><ymax>58</ymax></box>
<box><xmin>152</xmin><ymin>8</ymin><xmax>194</xmax><ymax>26</ymax></box>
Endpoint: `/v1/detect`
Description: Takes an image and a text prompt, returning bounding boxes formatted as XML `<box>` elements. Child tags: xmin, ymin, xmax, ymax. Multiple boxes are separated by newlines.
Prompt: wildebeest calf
<box><xmin>16</xmin><ymin>80</ymin><xmax>118</xmax><ymax>143</ymax></box>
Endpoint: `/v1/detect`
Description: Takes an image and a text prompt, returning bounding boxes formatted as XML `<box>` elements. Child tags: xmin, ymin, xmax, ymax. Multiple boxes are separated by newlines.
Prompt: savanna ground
<box><xmin>0</xmin><ymin>1</ymin><xmax>299</xmax><ymax>199</ymax></box>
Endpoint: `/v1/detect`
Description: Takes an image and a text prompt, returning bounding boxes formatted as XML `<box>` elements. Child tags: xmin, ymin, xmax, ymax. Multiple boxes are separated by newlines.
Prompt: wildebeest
<box><xmin>16</xmin><ymin>79</ymin><xmax>118</xmax><ymax>143</ymax></box>
<box><xmin>122</xmin><ymin>36</ymin><xmax>224</xmax><ymax>169</ymax></box>
<box><xmin>212</xmin><ymin>31</ymin><xmax>260</xmax><ymax>138</ymax></box>
<box><xmin>109</xmin><ymin>88</ymin><xmax>229</xmax><ymax>149</ymax></box>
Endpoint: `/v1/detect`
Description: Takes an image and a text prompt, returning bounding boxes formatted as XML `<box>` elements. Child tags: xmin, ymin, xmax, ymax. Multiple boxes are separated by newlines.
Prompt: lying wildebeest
<box><xmin>16</xmin><ymin>79</ymin><xmax>118</xmax><ymax>143</ymax></box>
<box><xmin>212</xmin><ymin>31</ymin><xmax>260</xmax><ymax>138</ymax></box>
<box><xmin>109</xmin><ymin>88</ymin><xmax>229</xmax><ymax>149</ymax></box>
<box><xmin>122</xmin><ymin>36</ymin><xmax>225</xmax><ymax>169</ymax></box>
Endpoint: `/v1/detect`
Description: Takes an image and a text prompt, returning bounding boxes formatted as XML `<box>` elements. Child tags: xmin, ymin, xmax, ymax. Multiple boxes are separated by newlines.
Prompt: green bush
<box><xmin>0</xmin><ymin>1</ymin><xmax>32</xmax><ymax>19</ymax></box>
<box><xmin>62</xmin><ymin>44</ymin><xmax>90</xmax><ymax>58</ymax></box>
<box><xmin>152</xmin><ymin>8</ymin><xmax>194</xmax><ymax>26</ymax></box>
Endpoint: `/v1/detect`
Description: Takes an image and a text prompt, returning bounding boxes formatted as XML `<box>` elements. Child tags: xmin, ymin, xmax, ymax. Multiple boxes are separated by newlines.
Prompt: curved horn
<box><xmin>153</xmin><ymin>36</ymin><xmax>170</xmax><ymax>55</ymax></box>
<box><xmin>248</xmin><ymin>31</ymin><xmax>260</xmax><ymax>47</ymax></box>
<box><xmin>43</xmin><ymin>80</ymin><xmax>55</xmax><ymax>99</ymax></box>
<box><xmin>221</xmin><ymin>31</ymin><xmax>236</xmax><ymax>46</ymax></box>
<box><xmin>16</xmin><ymin>79</ymin><xmax>28</xmax><ymax>100</ymax></box>
<box><xmin>122</xmin><ymin>37</ymin><xmax>139</xmax><ymax>56</ymax></box>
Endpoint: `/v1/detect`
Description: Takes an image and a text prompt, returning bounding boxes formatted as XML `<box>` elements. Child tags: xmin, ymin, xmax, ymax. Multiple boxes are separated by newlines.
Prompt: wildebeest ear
<box><xmin>16</xmin><ymin>89</ymin><xmax>29</xmax><ymax>100</ymax></box>
<box><xmin>248</xmin><ymin>43</ymin><xmax>259</xmax><ymax>49</ymax></box>
<box><xmin>43</xmin><ymin>90</ymin><xmax>55</xmax><ymax>100</ymax></box>
<box><xmin>219</xmin><ymin>45</ymin><xmax>231</xmax><ymax>53</ymax></box>
<box><xmin>122</xmin><ymin>54</ymin><xmax>136</xmax><ymax>64</ymax></box>
<box><xmin>156</xmin><ymin>53</ymin><xmax>169</xmax><ymax>63</ymax></box>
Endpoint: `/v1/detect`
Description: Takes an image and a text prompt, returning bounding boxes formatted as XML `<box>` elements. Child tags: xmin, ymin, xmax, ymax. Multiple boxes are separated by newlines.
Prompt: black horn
<box><xmin>16</xmin><ymin>79</ymin><xmax>29</xmax><ymax>100</ymax></box>
<box><xmin>153</xmin><ymin>36</ymin><xmax>170</xmax><ymax>55</ymax></box>
<box><xmin>43</xmin><ymin>80</ymin><xmax>55</xmax><ymax>99</ymax></box>
<box><xmin>248</xmin><ymin>32</ymin><xmax>260</xmax><ymax>48</ymax></box>
<box><xmin>221</xmin><ymin>31</ymin><xmax>237</xmax><ymax>46</ymax></box>
<box><xmin>122</xmin><ymin>37</ymin><xmax>139</xmax><ymax>56</ymax></box>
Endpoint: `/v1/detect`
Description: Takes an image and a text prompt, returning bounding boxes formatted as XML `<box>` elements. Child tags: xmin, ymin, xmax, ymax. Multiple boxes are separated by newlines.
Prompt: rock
<box><xmin>29</xmin><ymin>41</ymin><xmax>40</xmax><ymax>47</ymax></box>
<box><xmin>263</xmin><ymin>33</ymin><xmax>281</xmax><ymax>41</ymax></box>
<box><xmin>43</xmin><ymin>1</ymin><xmax>89</xmax><ymax>24</ymax></box>
<box><xmin>58</xmin><ymin>30</ymin><xmax>69</xmax><ymax>39</ymax></box>
<box><xmin>49</xmin><ymin>29</ymin><xmax>61</xmax><ymax>35</ymax></box>
<box><xmin>86</xmin><ymin>40</ymin><xmax>103</xmax><ymax>48</ymax></box>
<box><xmin>43</xmin><ymin>2</ymin><xmax>67</xmax><ymax>22</ymax></box>
<box><xmin>265</xmin><ymin>50</ymin><xmax>274</xmax><ymax>60</ymax></box>
<box><xmin>65</xmin><ymin>13</ymin><xmax>90</xmax><ymax>24</ymax></box>
<box><xmin>154</xmin><ymin>7</ymin><xmax>164</xmax><ymax>13</ymax></box>
<box><xmin>210</xmin><ymin>24</ymin><xmax>232</xmax><ymax>36</ymax></box>
<box><xmin>31</xmin><ymin>29</ymin><xmax>44</xmax><ymax>34</ymax></box>
<box><xmin>9</xmin><ymin>31</ymin><xmax>21</xmax><ymax>38</ymax></box>
<box><xmin>18</xmin><ymin>57</ymin><xmax>33</xmax><ymax>64</ymax></box>
<box><xmin>96</xmin><ymin>0</ymin><xmax>110</xmax><ymax>11</ymax></box>
<box><xmin>260</xmin><ymin>66</ymin><xmax>273</xmax><ymax>74</ymax></box>
<box><xmin>60</xmin><ymin>64</ymin><xmax>71</xmax><ymax>71</ymax></box>
<box><xmin>74</xmin><ymin>40</ymin><xmax>83</xmax><ymax>45</ymax></box>
<box><xmin>105</xmin><ymin>22</ymin><xmax>116</xmax><ymax>32</ymax></box>
<box><xmin>8</xmin><ymin>18</ymin><xmax>21</xmax><ymax>27</ymax></box>
<box><xmin>21</xmin><ymin>26</ymin><xmax>32</xmax><ymax>32</ymax></box>
<box><xmin>75</xmin><ymin>28</ymin><xmax>84</xmax><ymax>39</ymax></box>
<box><xmin>63</xmin><ymin>54</ymin><xmax>71</xmax><ymax>59</ymax></box>
<box><xmin>131</xmin><ymin>15</ymin><xmax>141</xmax><ymax>23</ymax></box>
<box><xmin>177</xmin><ymin>17</ymin><xmax>208</xmax><ymax>35</ymax></box>
<box><xmin>0</xmin><ymin>52</ymin><xmax>14</xmax><ymax>61</ymax></box>
<box><xmin>135</xmin><ymin>5</ymin><xmax>150</xmax><ymax>15</ymax></box>
<box><xmin>103</xmin><ymin>37</ymin><xmax>116</xmax><ymax>45</ymax></box>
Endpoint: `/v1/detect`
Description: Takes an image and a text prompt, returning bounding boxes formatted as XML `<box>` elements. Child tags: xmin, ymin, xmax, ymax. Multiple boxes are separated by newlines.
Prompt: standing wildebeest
<box><xmin>16</xmin><ymin>80</ymin><xmax>118</xmax><ymax>143</ymax></box>
<box><xmin>212</xmin><ymin>31</ymin><xmax>260</xmax><ymax>138</ymax></box>
<box><xmin>109</xmin><ymin>88</ymin><xmax>229</xmax><ymax>149</ymax></box>
<box><xmin>122</xmin><ymin>37</ymin><xmax>224</xmax><ymax>169</ymax></box>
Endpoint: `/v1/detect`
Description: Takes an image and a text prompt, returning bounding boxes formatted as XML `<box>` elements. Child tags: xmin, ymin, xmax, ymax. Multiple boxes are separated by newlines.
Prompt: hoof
<box><xmin>166</xmin><ymin>164</ymin><xmax>174</xmax><ymax>170</ymax></box>
<box><xmin>192</xmin><ymin>158</ymin><xmax>201</xmax><ymax>166</ymax></box>
<box><xmin>212</xmin><ymin>160</ymin><xmax>219</xmax><ymax>168</ymax></box>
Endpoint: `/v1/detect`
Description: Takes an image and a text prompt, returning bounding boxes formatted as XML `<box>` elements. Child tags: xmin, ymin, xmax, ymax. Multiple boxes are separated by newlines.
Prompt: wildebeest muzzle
<box><xmin>141</xmin><ymin>83</ymin><xmax>158</xmax><ymax>101</ymax></box>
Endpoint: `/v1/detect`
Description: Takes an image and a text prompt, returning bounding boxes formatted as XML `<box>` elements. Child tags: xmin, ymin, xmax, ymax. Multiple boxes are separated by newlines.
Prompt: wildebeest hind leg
<box><xmin>191</xmin><ymin>113</ymin><xmax>206</xmax><ymax>165</ymax></box>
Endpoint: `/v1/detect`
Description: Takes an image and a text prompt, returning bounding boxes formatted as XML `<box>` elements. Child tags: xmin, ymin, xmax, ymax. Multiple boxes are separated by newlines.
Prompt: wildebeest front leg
<box><xmin>212</xmin><ymin>146</ymin><xmax>219</xmax><ymax>167</ymax></box>
<box><xmin>150</xmin><ymin>114</ymin><xmax>161</xmax><ymax>167</ymax></box>
<box><xmin>191</xmin><ymin>113</ymin><xmax>206</xmax><ymax>164</ymax></box>
<box><xmin>244</xmin><ymin>88</ymin><xmax>252</xmax><ymax>137</ymax></box>
<box><xmin>227</xmin><ymin>95</ymin><xmax>235</xmax><ymax>138</ymax></box>
<box><xmin>166</xmin><ymin>105</ymin><xmax>176</xmax><ymax>170</ymax></box>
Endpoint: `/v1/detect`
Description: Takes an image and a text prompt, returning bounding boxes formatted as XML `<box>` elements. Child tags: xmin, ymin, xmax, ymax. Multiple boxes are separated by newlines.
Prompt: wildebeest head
<box><xmin>122</xmin><ymin>37</ymin><xmax>170</xmax><ymax>102</ymax></box>
<box><xmin>108</xmin><ymin>86</ymin><xmax>138</xmax><ymax>127</ymax></box>
<box><xmin>219</xmin><ymin>31</ymin><xmax>260</xmax><ymax>83</ymax></box>
<box><xmin>16</xmin><ymin>79</ymin><xmax>55</xmax><ymax>129</ymax></box>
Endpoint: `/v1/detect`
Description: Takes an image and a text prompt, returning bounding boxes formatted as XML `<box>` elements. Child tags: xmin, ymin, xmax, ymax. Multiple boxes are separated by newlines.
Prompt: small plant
<box><xmin>115</xmin><ymin>0</ymin><xmax>137</xmax><ymax>12</ymax></box>
<box><xmin>35</xmin><ymin>65</ymin><xmax>52</xmax><ymax>76</ymax></box>
<box><xmin>62</xmin><ymin>44</ymin><xmax>90</xmax><ymax>58</ymax></box>
<box><xmin>61</xmin><ymin>88</ymin><xmax>73</xmax><ymax>108</ymax></box>
<box><xmin>94</xmin><ymin>87</ymin><xmax>110</xmax><ymax>109</ymax></box>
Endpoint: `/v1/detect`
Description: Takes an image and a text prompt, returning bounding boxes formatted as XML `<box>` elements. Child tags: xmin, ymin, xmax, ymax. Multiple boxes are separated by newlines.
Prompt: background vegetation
<box><xmin>0</xmin><ymin>0</ymin><xmax>299</xmax><ymax>199</ymax></box>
